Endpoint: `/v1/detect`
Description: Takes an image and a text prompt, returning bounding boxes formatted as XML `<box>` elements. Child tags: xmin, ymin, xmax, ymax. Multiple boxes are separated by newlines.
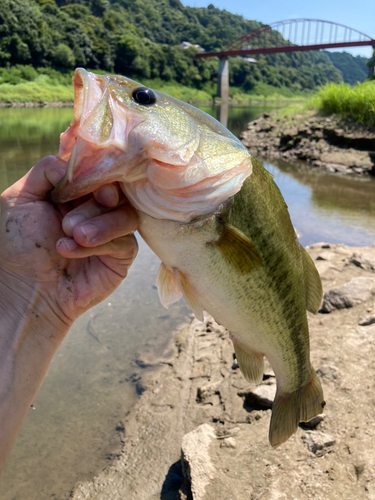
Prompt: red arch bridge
<box><xmin>195</xmin><ymin>19</ymin><xmax>375</xmax><ymax>99</ymax></box>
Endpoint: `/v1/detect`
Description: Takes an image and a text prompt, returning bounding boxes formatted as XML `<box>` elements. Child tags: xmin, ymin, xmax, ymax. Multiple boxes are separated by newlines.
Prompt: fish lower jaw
<box><xmin>125</xmin><ymin>187</ymin><xmax>214</xmax><ymax>224</ymax></box>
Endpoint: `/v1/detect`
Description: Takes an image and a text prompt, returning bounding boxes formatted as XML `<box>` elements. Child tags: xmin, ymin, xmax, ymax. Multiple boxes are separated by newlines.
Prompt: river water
<box><xmin>0</xmin><ymin>104</ymin><xmax>374</xmax><ymax>500</ymax></box>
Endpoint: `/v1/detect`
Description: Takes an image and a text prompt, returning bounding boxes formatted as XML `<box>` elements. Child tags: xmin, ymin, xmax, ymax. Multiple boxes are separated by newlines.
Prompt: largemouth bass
<box><xmin>52</xmin><ymin>69</ymin><xmax>325</xmax><ymax>447</ymax></box>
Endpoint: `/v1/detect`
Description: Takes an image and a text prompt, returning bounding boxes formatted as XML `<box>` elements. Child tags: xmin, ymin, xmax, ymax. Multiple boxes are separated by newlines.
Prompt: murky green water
<box><xmin>0</xmin><ymin>104</ymin><xmax>374</xmax><ymax>500</ymax></box>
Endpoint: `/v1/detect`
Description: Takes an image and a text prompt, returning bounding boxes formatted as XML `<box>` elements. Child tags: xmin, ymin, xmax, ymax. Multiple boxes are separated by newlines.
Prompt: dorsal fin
<box><xmin>300</xmin><ymin>246</ymin><xmax>323</xmax><ymax>314</ymax></box>
<box><xmin>156</xmin><ymin>262</ymin><xmax>182</xmax><ymax>308</ymax></box>
<box><xmin>207</xmin><ymin>223</ymin><xmax>262</xmax><ymax>275</ymax></box>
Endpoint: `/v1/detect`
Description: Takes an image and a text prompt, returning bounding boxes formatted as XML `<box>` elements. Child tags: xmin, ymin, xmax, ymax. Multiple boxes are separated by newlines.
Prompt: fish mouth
<box><xmin>51</xmin><ymin>68</ymin><xmax>142</xmax><ymax>204</ymax></box>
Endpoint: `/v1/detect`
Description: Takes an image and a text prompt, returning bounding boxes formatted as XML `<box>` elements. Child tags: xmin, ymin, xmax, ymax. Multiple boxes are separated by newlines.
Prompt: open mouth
<box><xmin>51</xmin><ymin>69</ymin><xmax>133</xmax><ymax>203</ymax></box>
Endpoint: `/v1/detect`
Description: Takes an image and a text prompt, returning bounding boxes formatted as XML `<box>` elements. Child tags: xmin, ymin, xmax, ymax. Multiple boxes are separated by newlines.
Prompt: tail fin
<box><xmin>269</xmin><ymin>369</ymin><xmax>325</xmax><ymax>448</ymax></box>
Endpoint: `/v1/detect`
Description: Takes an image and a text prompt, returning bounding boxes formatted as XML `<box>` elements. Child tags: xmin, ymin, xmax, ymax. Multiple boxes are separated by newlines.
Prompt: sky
<box><xmin>181</xmin><ymin>0</ymin><xmax>375</xmax><ymax>58</ymax></box>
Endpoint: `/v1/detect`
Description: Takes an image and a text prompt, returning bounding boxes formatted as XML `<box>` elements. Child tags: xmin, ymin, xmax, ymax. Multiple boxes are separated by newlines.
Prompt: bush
<box><xmin>0</xmin><ymin>64</ymin><xmax>38</xmax><ymax>84</ymax></box>
<box><xmin>53</xmin><ymin>44</ymin><xmax>76</xmax><ymax>69</ymax></box>
<box><xmin>310</xmin><ymin>81</ymin><xmax>375</xmax><ymax>125</ymax></box>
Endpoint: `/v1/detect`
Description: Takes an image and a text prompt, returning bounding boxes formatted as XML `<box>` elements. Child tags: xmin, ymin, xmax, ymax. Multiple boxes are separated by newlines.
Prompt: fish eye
<box><xmin>132</xmin><ymin>87</ymin><xmax>156</xmax><ymax>106</ymax></box>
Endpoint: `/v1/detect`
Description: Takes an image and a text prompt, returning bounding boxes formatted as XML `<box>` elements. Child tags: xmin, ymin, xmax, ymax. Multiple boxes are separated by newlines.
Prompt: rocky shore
<box><xmin>69</xmin><ymin>243</ymin><xmax>375</xmax><ymax>500</ymax></box>
<box><xmin>241</xmin><ymin>112</ymin><xmax>375</xmax><ymax>176</ymax></box>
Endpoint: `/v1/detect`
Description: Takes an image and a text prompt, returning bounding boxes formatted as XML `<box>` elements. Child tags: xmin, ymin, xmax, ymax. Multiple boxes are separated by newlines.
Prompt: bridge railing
<box><xmin>195</xmin><ymin>19</ymin><xmax>375</xmax><ymax>100</ymax></box>
<box><xmin>196</xmin><ymin>19</ymin><xmax>375</xmax><ymax>58</ymax></box>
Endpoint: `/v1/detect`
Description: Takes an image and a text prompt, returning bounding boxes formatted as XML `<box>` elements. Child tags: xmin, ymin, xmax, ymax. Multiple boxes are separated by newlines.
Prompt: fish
<box><xmin>51</xmin><ymin>68</ymin><xmax>325</xmax><ymax>447</ymax></box>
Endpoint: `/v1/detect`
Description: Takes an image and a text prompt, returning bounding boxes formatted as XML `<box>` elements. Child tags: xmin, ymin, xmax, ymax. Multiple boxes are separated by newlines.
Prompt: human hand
<box><xmin>0</xmin><ymin>155</ymin><xmax>138</xmax><ymax>334</ymax></box>
<box><xmin>0</xmin><ymin>155</ymin><xmax>138</xmax><ymax>472</ymax></box>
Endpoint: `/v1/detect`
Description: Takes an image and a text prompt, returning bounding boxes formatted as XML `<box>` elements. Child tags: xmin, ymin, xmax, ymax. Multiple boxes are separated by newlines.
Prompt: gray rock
<box><xmin>180</xmin><ymin>424</ymin><xmax>216</xmax><ymax>500</ymax></box>
<box><xmin>350</xmin><ymin>252</ymin><xmax>375</xmax><ymax>271</ymax></box>
<box><xmin>239</xmin><ymin>382</ymin><xmax>276</xmax><ymax>410</ymax></box>
<box><xmin>359</xmin><ymin>314</ymin><xmax>375</xmax><ymax>326</ymax></box>
<box><xmin>301</xmin><ymin>415</ymin><xmax>324</xmax><ymax>429</ymax></box>
<box><xmin>301</xmin><ymin>431</ymin><xmax>336</xmax><ymax>455</ymax></box>
<box><xmin>196</xmin><ymin>381</ymin><xmax>221</xmax><ymax>404</ymax></box>
<box><xmin>316</xmin><ymin>250</ymin><xmax>337</xmax><ymax>261</ymax></box>
<box><xmin>321</xmin><ymin>277</ymin><xmax>375</xmax><ymax>313</ymax></box>
<box><xmin>325</xmin><ymin>163</ymin><xmax>351</xmax><ymax>173</ymax></box>
<box><xmin>316</xmin><ymin>365</ymin><xmax>339</xmax><ymax>380</ymax></box>
<box><xmin>252</xmin><ymin>383</ymin><xmax>276</xmax><ymax>404</ymax></box>
<box><xmin>219</xmin><ymin>437</ymin><xmax>236</xmax><ymax>449</ymax></box>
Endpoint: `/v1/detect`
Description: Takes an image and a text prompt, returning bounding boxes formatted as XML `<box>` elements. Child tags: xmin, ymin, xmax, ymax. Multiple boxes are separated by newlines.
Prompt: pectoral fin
<box><xmin>301</xmin><ymin>246</ymin><xmax>323</xmax><ymax>314</ymax></box>
<box><xmin>208</xmin><ymin>224</ymin><xmax>262</xmax><ymax>275</ymax></box>
<box><xmin>173</xmin><ymin>269</ymin><xmax>204</xmax><ymax>322</ymax></box>
<box><xmin>156</xmin><ymin>262</ymin><xmax>182</xmax><ymax>308</ymax></box>
<box><xmin>232</xmin><ymin>337</ymin><xmax>264</xmax><ymax>384</ymax></box>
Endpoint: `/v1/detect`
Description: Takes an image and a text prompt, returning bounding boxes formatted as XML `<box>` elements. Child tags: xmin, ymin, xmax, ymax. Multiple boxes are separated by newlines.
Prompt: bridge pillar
<box><xmin>217</xmin><ymin>57</ymin><xmax>229</xmax><ymax>101</ymax></box>
<box><xmin>219</xmin><ymin>100</ymin><xmax>228</xmax><ymax>128</ymax></box>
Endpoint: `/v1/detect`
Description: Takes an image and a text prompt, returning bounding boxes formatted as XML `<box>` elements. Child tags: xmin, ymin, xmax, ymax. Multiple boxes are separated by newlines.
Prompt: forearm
<box><xmin>0</xmin><ymin>275</ymin><xmax>70</xmax><ymax>473</ymax></box>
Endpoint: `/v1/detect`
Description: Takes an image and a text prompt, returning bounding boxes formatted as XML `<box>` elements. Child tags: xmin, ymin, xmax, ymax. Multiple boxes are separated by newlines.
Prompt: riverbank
<box><xmin>241</xmin><ymin>110</ymin><xmax>375</xmax><ymax>176</ymax></box>
<box><xmin>69</xmin><ymin>243</ymin><xmax>375</xmax><ymax>500</ymax></box>
<box><xmin>0</xmin><ymin>101</ymin><xmax>74</xmax><ymax>108</ymax></box>
<box><xmin>0</xmin><ymin>69</ymin><xmax>308</xmax><ymax>106</ymax></box>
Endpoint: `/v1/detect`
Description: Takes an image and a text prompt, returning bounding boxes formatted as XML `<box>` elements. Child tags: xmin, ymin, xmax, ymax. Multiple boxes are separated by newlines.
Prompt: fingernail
<box><xmin>80</xmin><ymin>223</ymin><xmax>98</xmax><ymax>243</ymax></box>
<box><xmin>59</xmin><ymin>238</ymin><xmax>78</xmax><ymax>252</ymax></box>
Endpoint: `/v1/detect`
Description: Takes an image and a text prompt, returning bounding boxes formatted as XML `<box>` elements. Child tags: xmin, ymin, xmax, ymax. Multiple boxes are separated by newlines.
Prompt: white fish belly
<box><xmin>137</xmin><ymin>211</ymin><xmax>298</xmax><ymax>378</ymax></box>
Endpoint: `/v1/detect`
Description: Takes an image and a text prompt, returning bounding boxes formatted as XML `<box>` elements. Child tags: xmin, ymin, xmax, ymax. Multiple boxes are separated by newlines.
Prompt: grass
<box><xmin>0</xmin><ymin>75</ymin><xmax>74</xmax><ymax>103</ymax></box>
<box><xmin>230</xmin><ymin>82</ymin><xmax>310</xmax><ymax>102</ymax></box>
<box><xmin>271</xmin><ymin>80</ymin><xmax>375</xmax><ymax>126</ymax></box>
<box><xmin>307</xmin><ymin>80</ymin><xmax>375</xmax><ymax>126</ymax></box>
<box><xmin>0</xmin><ymin>66</ymin><xmax>214</xmax><ymax>103</ymax></box>
<box><xmin>0</xmin><ymin>65</ymin><xmax>308</xmax><ymax>104</ymax></box>
<box><xmin>136</xmin><ymin>78</ymin><xmax>213</xmax><ymax>102</ymax></box>
<box><xmin>274</xmin><ymin>103</ymin><xmax>305</xmax><ymax>120</ymax></box>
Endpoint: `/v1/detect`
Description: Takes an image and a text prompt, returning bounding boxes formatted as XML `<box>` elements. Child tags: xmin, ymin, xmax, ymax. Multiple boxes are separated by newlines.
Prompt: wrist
<box><xmin>0</xmin><ymin>270</ymin><xmax>72</xmax><ymax>474</ymax></box>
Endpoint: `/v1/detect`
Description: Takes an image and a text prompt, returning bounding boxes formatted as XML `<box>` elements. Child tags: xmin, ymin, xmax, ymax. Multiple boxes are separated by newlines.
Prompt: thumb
<box><xmin>1</xmin><ymin>156</ymin><xmax>67</xmax><ymax>206</ymax></box>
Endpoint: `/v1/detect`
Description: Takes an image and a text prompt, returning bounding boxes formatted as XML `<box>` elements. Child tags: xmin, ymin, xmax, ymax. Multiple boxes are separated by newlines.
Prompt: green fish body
<box><xmin>52</xmin><ymin>69</ymin><xmax>325</xmax><ymax>447</ymax></box>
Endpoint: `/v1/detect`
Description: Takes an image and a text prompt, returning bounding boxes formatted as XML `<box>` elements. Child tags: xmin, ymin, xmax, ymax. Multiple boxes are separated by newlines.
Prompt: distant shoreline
<box><xmin>0</xmin><ymin>101</ymin><xmax>74</xmax><ymax>108</ymax></box>
<box><xmin>0</xmin><ymin>99</ymin><xmax>302</xmax><ymax>108</ymax></box>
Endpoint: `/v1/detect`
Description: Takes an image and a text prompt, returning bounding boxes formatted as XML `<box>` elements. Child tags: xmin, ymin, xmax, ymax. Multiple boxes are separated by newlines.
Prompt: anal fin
<box><xmin>269</xmin><ymin>369</ymin><xmax>325</xmax><ymax>448</ymax></box>
<box><xmin>156</xmin><ymin>262</ymin><xmax>182</xmax><ymax>308</ymax></box>
<box><xmin>231</xmin><ymin>337</ymin><xmax>264</xmax><ymax>384</ymax></box>
<box><xmin>173</xmin><ymin>268</ymin><xmax>204</xmax><ymax>322</ymax></box>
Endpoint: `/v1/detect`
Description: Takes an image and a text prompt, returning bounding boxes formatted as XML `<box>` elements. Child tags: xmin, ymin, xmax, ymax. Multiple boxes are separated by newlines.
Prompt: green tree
<box><xmin>366</xmin><ymin>48</ymin><xmax>375</xmax><ymax>79</ymax></box>
<box><xmin>53</xmin><ymin>43</ymin><xmax>75</xmax><ymax>68</ymax></box>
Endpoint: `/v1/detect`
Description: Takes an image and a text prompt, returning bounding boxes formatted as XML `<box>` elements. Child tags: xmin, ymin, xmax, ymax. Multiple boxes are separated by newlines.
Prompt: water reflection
<box><xmin>199</xmin><ymin>102</ymin><xmax>283</xmax><ymax>137</ymax></box>
<box><xmin>264</xmin><ymin>158</ymin><xmax>375</xmax><ymax>246</ymax></box>
<box><xmin>219</xmin><ymin>100</ymin><xmax>228</xmax><ymax>127</ymax></box>
<box><xmin>280</xmin><ymin>160</ymin><xmax>374</xmax><ymax>214</ymax></box>
<box><xmin>0</xmin><ymin>107</ymin><xmax>74</xmax><ymax>192</ymax></box>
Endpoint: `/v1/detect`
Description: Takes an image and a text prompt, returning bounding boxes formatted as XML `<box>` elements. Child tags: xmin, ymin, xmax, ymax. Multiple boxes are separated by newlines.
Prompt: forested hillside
<box><xmin>324</xmin><ymin>51</ymin><xmax>369</xmax><ymax>85</ymax></box>
<box><xmin>0</xmin><ymin>0</ymin><xmax>368</xmax><ymax>94</ymax></box>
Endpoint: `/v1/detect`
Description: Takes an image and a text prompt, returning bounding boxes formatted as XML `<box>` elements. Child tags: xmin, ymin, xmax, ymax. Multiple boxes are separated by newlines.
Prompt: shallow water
<box><xmin>264</xmin><ymin>157</ymin><xmax>375</xmax><ymax>247</ymax></box>
<box><xmin>0</xmin><ymin>104</ymin><xmax>374</xmax><ymax>499</ymax></box>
